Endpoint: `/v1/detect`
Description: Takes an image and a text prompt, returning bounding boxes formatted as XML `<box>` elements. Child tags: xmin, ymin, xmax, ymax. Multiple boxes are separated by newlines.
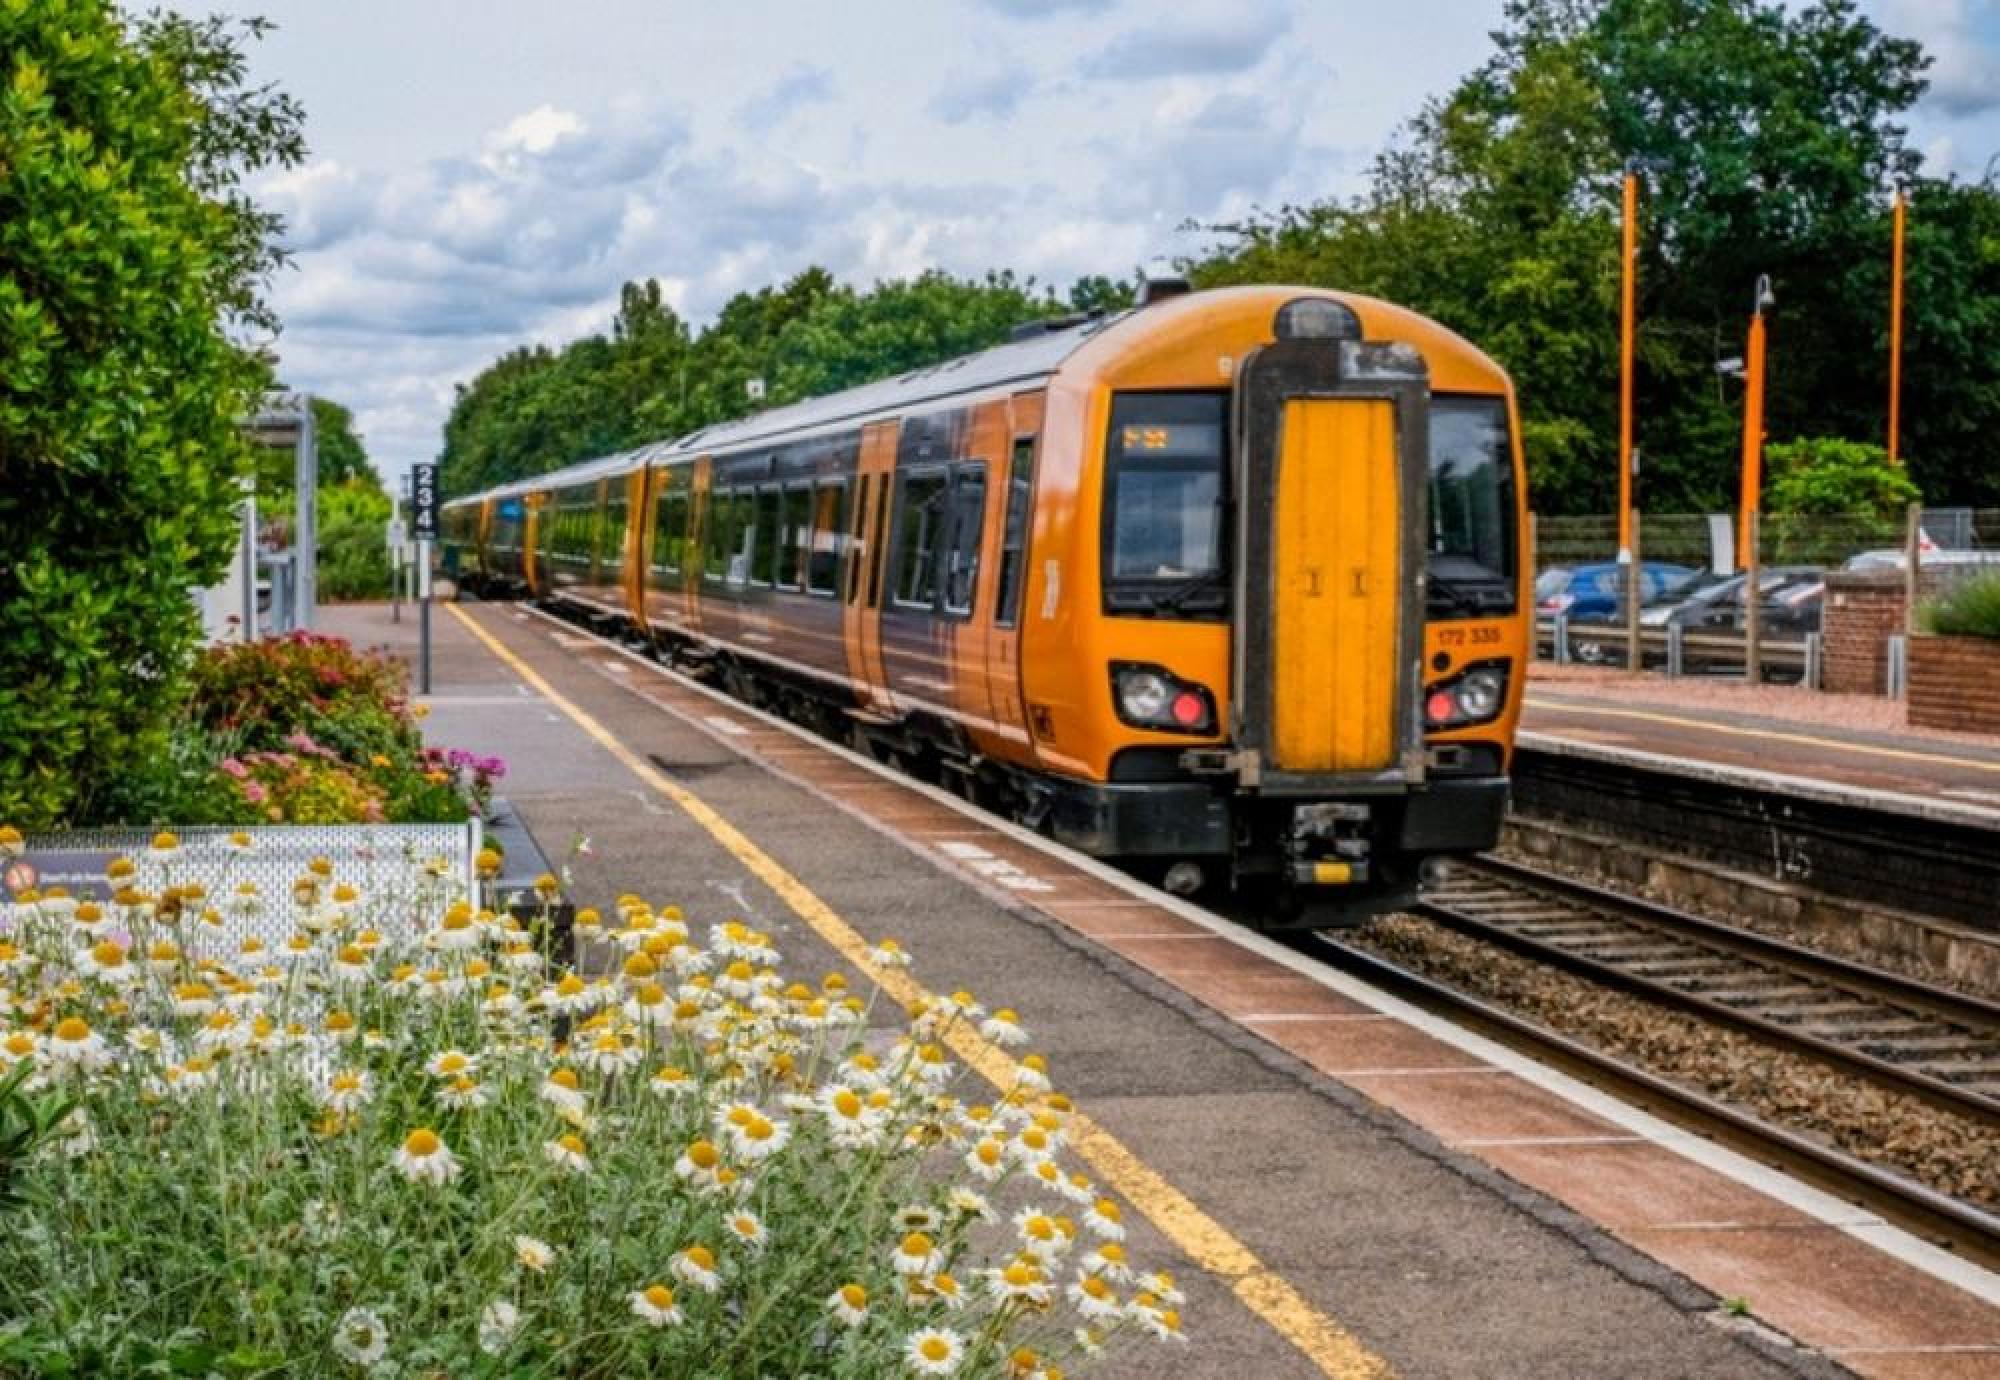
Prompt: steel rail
<box><xmin>1465</xmin><ymin>854</ymin><xmax>2000</xmax><ymax>1031</ymax></box>
<box><xmin>1416</xmin><ymin>862</ymin><xmax>2000</xmax><ymax>1129</ymax></box>
<box><xmin>1315</xmin><ymin>935</ymin><xmax>2000</xmax><ymax>1268</ymax></box>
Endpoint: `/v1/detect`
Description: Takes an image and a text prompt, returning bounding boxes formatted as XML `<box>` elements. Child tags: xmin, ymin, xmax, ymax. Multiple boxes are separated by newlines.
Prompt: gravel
<box><xmin>1355</xmin><ymin>912</ymin><xmax>2000</xmax><ymax>1208</ymax></box>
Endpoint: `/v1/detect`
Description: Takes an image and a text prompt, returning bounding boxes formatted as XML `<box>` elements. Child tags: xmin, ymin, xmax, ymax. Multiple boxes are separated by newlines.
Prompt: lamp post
<box><xmin>1736</xmin><ymin>275</ymin><xmax>1774</xmax><ymax>571</ymax></box>
<box><xmin>1618</xmin><ymin>162</ymin><xmax>1642</xmax><ymax>668</ymax></box>
<box><xmin>1888</xmin><ymin>183</ymin><xmax>1907</xmax><ymax>466</ymax></box>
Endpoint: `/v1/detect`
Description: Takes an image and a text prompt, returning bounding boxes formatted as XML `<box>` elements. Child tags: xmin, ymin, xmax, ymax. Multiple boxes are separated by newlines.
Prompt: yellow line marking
<box><xmin>1524</xmin><ymin>696</ymin><xmax>2000</xmax><ymax>776</ymax></box>
<box><xmin>447</xmin><ymin>602</ymin><xmax>1391</xmax><ymax>1379</ymax></box>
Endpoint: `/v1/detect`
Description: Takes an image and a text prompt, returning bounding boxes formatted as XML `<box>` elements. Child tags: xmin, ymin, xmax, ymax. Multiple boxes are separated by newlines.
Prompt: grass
<box><xmin>1919</xmin><ymin>571</ymin><xmax>2000</xmax><ymax>639</ymax></box>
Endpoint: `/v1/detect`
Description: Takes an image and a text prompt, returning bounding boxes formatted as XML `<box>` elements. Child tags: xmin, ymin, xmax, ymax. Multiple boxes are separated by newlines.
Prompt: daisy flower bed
<box><xmin>0</xmin><ymin>830</ymin><xmax>1189</xmax><ymax>1377</ymax></box>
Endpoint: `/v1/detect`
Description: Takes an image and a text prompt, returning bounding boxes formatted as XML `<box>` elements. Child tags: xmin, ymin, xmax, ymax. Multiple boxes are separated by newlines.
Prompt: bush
<box><xmin>0</xmin><ymin>5</ymin><xmax>303</xmax><ymax>829</ymax></box>
<box><xmin>189</xmin><ymin>632</ymin><xmax>419</xmax><ymax>764</ymax></box>
<box><xmin>319</xmin><ymin>479</ymin><xmax>396</xmax><ymax>602</ymax></box>
<box><xmin>1920</xmin><ymin>571</ymin><xmax>2000</xmax><ymax>640</ymax></box>
<box><xmin>0</xmin><ymin>845</ymin><xmax>1188</xmax><ymax>1376</ymax></box>
<box><xmin>1764</xmin><ymin>437</ymin><xmax>1921</xmax><ymax>520</ymax></box>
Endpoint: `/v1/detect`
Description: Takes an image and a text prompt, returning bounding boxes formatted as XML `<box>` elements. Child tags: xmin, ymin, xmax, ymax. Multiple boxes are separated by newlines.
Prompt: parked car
<box><xmin>1536</xmin><ymin>561</ymin><xmax>1698</xmax><ymax>623</ymax></box>
<box><xmin>1842</xmin><ymin>548</ymin><xmax>2000</xmax><ymax>573</ymax></box>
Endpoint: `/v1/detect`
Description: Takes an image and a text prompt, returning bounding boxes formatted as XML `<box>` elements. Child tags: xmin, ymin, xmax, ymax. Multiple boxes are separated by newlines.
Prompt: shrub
<box><xmin>0</xmin><ymin>5</ymin><xmax>303</xmax><ymax>828</ymax></box>
<box><xmin>1764</xmin><ymin>437</ymin><xmax>1921</xmax><ymax>520</ymax></box>
<box><xmin>0</xmin><ymin>840</ymin><xmax>1188</xmax><ymax>1376</ymax></box>
<box><xmin>189</xmin><ymin>632</ymin><xmax>420</xmax><ymax>765</ymax></box>
<box><xmin>1920</xmin><ymin>571</ymin><xmax>2000</xmax><ymax>640</ymax></box>
<box><xmin>318</xmin><ymin>479</ymin><xmax>396</xmax><ymax>602</ymax></box>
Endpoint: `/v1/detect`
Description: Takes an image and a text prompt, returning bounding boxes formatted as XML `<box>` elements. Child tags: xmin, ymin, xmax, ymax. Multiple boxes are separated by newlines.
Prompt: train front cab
<box><xmin>1025</xmin><ymin>288</ymin><xmax>1526</xmax><ymax>923</ymax></box>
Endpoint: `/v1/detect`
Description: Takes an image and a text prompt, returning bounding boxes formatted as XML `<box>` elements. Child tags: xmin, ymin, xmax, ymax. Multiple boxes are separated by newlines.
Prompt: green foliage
<box><xmin>1764</xmin><ymin>437</ymin><xmax>1920</xmax><ymax>518</ymax></box>
<box><xmin>1921</xmin><ymin>572</ymin><xmax>2000</xmax><ymax>640</ymax></box>
<box><xmin>1188</xmin><ymin>0</ymin><xmax>2000</xmax><ymax>513</ymax></box>
<box><xmin>441</xmin><ymin>269</ymin><xmax>1063</xmax><ymax>495</ymax></box>
<box><xmin>0</xmin><ymin>1062</ymin><xmax>73</xmax><ymax>1220</ymax></box>
<box><xmin>0</xmin><ymin>1</ymin><xmax>303</xmax><ymax>827</ymax></box>
<box><xmin>318</xmin><ymin>477</ymin><xmax>394</xmax><ymax>600</ymax></box>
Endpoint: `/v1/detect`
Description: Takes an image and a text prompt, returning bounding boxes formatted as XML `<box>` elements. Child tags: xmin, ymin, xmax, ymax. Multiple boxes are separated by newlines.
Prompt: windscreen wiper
<box><xmin>1149</xmin><ymin>569</ymin><xmax>1229</xmax><ymax>614</ymax></box>
<box><xmin>1425</xmin><ymin>573</ymin><xmax>1501</xmax><ymax>616</ymax></box>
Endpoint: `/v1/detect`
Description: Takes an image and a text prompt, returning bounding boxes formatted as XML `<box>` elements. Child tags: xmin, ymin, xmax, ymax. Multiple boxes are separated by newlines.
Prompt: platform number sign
<box><xmin>411</xmin><ymin>463</ymin><xmax>439</xmax><ymax>541</ymax></box>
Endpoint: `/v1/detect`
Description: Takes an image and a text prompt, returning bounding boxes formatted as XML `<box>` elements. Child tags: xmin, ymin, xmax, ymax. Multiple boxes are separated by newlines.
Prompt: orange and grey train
<box><xmin>443</xmin><ymin>283</ymin><xmax>1528</xmax><ymax>924</ymax></box>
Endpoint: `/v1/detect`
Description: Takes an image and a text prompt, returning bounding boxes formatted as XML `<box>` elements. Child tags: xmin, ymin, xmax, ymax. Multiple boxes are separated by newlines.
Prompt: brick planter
<box><xmin>1907</xmin><ymin>633</ymin><xmax>2000</xmax><ymax>733</ymax></box>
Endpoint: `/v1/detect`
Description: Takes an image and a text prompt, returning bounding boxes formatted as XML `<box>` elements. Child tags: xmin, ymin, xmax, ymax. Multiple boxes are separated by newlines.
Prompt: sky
<box><xmin>185</xmin><ymin>0</ymin><xmax>2000</xmax><ymax>490</ymax></box>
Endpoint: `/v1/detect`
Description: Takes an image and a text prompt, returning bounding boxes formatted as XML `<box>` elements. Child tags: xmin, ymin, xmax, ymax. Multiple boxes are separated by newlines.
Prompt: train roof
<box><xmin>443</xmin><ymin>310</ymin><xmax>1120</xmax><ymax>505</ymax></box>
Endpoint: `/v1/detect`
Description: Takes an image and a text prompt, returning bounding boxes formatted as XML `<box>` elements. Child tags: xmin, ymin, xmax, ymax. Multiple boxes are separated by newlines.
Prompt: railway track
<box><xmin>1320</xmin><ymin>855</ymin><xmax>2000</xmax><ymax>1261</ymax></box>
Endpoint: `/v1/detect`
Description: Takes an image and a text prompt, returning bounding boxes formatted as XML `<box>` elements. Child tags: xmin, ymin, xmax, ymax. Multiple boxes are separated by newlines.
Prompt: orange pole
<box><xmin>1888</xmin><ymin>187</ymin><xmax>1906</xmax><ymax>466</ymax></box>
<box><xmin>1737</xmin><ymin>278</ymin><xmax>1771</xmax><ymax>571</ymax></box>
<box><xmin>1618</xmin><ymin>170</ymin><xmax>1637</xmax><ymax>560</ymax></box>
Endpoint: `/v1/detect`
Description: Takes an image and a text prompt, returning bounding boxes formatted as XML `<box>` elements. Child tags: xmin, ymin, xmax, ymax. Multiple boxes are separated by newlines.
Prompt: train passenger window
<box><xmin>654</xmin><ymin>490</ymin><xmax>688</xmax><ymax>575</ymax></box>
<box><xmin>777</xmin><ymin>484</ymin><xmax>810</xmax><ymax>591</ymax></box>
<box><xmin>846</xmin><ymin>475</ymin><xmax>871</xmax><ymax>604</ymax></box>
<box><xmin>868</xmin><ymin>475</ymin><xmax>891</xmax><ymax>608</ymax></box>
<box><xmin>942</xmin><ymin>465</ymin><xmax>986</xmax><ymax>617</ymax></box>
<box><xmin>893</xmin><ymin>471</ymin><xmax>948</xmax><ymax>609</ymax></box>
<box><xmin>996</xmin><ymin>438</ymin><xmax>1036</xmax><ymax>627</ymax></box>
<box><xmin>703</xmin><ymin>490</ymin><xmax>731</xmax><ymax>580</ymax></box>
<box><xmin>750</xmin><ymin>487</ymin><xmax>781</xmax><ymax>587</ymax></box>
<box><xmin>807</xmin><ymin>480</ymin><xmax>847</xmax><ymax>597</ymax></box>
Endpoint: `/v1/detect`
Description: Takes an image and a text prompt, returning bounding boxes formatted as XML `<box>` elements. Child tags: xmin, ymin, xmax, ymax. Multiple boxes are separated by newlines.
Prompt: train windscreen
<box><xmin>1100</xmin><ymin>391</ymin><xmax>1228</xmax><ymax>619</ymax></box>
<box><xmin>1427</xmin><ymin>396</ymin><xmax>1517</xmax><ymax>618</ymax></box>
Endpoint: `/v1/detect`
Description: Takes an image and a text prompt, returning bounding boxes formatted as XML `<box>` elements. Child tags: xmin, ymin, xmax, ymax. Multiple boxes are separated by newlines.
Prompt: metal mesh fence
<box><xmin>4</xmin><ymin>823</ymin><xmax>480</xmax><ymax>956</ymax></box>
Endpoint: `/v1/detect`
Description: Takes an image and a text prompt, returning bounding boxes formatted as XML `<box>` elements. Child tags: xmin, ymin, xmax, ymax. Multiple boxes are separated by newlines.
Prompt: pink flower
<box><xmin>220</xmin><ymin>758</ymin><xmax>249</xmax><ymax>780</ymax></box>
<box><xmin>243</xmin><ymin>782</ymin><xmax>269</xmax><ymax>805</ymax></box>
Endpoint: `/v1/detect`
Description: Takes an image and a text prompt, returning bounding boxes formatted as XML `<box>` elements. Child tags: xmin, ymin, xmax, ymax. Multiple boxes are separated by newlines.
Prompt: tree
<box><xmin>0</xmin><ymin>3</ymin><xmax>303</xmax><ymax>825</ymax></box>
<box><xmin>1189</xmin><ymin>0</ymin><xmax>1997</xmax><ymax>514</ymax></box>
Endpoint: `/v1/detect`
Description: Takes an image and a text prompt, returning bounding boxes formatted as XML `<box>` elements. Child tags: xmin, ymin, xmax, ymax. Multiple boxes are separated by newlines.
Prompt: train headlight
<box><xmin>1112</xmin><ymin>663</ymin><xmax>1216</xmax><ymax>734</ymax></box>
<box><xmin>1425</xmin><ymin>663</ymin><xmax>1510</xmax><ymax>730</ymax></box>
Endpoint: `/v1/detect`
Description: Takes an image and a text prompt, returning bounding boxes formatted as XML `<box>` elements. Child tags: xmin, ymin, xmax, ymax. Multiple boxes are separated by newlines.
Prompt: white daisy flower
<box><xmin>513</xmin><ymin>1235</ymin><xmax>556</xmax><ymax>1273</ymax></box>
<box><xmin>1069</xmin><ymin>1273</ymin><xmax>1124</xmax><ymax>1322</ymax></box>
<box><xmin>947</xmin><ymin>1187</ymin><xmax>995</xmax><ymax>1223</ymax></box>
<box><xmin>0</xmin><ymin>1029</ymin><xmax>41</xmax><ymax>1067</ymax></box>
<box><xmin>1084</xmin><ymin>1197</ymin><xmax>1126</xmax><ymax>1241</ymax></box>
<box><xmin>577</xmin><ymin>1031</ymin><xmax>641</xmax><ymax>1075</ymax></box>
<box><xmin>919</xmin><ymin>1272</ymin><xmax>967</xmax><ymax>1311</ymax></box>
<box><xmin>629</xmin><ymin>1283</ymin><xmax>684</xmax><ymax>1327</ymax></box>
<box><xmin>1013</xmin><ymin>1054</ymin><xmax>1051</xmax><ymax>1092</ymax></box>
<box><xmin>393</xmin><ymin>1127</ymin><xmax>461</xmax><ymax>1186</ymax></box>
<box><xmin>891</xmin><ymin>1231</ymin><xmax>940</xmax><ymax>1277</ymax></box>
<box><xmin>649</xmin><ymin>1065</ymin><xmax>696</xmax><ymax>1099</ymax></box>
<box><xmin>542</xmin><ymin>1133</ymin><xmax>591</xmax><ymax>1175</ymax></box>
<box><xmin>901</xmin><ymin>1326</ymin><xmax>964</xmax><ymax>1376</ymax></box>
<box><xmin>439</xmin><ymin>1076</ymin><xmax>491</xmax><ymax>1111</ymax></box>
<box><xmin>1139</xmin><ymin>1270</ymin><xmax>1186</xmax><ymax>1305</ymax></box>
<box><xmin>725</xmin><ymin>1111</ymin><xmax>789</xmax><ymax>1161</ymax></box>
<box><xmin>322</xmin><ymin>1069</ymin><xmax>373</xmax><ymax>1113</ymax></box>
<box><xmin>962</xmin><ymin>1138</ymin><xmax>1006</xmax><ymax>1183</ymax></box>
<box><xmin>869</xmin><ymin>937</ymin><xmax>912</xmax><ymax>968</ymax></box>
<box><xmin>722</xmin><ymin>1209</ymin><xmax>768</xmax><ymax>1253</ymax></box>
<box><xmin>425</xmin><ymin>1048</ymin><xmax>478</xmax><ymax>1080</ymax></box>
<box><xmin>1080</xmin><ymin>1242</ymin><xmax>1134</xmax><ymax>1283</ymax></box>
<box><xmin>331</xmin><ymin>1306</ymin><xmax>389</xmax><ymax>1367</ymax></box>
<box><xmin>980</xmin><ymin>1256</ymin><xmax>1048</xmax><ymax>1304</ymax></box>
<box><xmin>46</xmin><ymin>1017</ymin><xmax>112</xmax><ymax>1072</ymax></box>
<box><xmin>978</xmin><ymin>1007</ymin><xmax>1028</xmax><ymax>1047</ymax></box>
<box><xmin>539</xmin><ymin>1068</ymin><xmax>588</xmax><ymax>1117</ymax></box>
<box><xmin>73</xmin><ymin>940</ymin><xmax>137</xmax><ymax>987</ymax></box>
<box><xmin>826</xmin><ymin>1282</ymin><xmax>869</xmax><ymax>1328</ymax></box>
<box><xmin>1131</xmin><ymin>1299</ymin><xmax>1188</xmax><ymax>1342</ymax></box>
<box><xmin>668</xmin><ymin>1244</ymin><xmax>721</xmax><ymax>1293</ymax></box>
<box><xmin>477</xmin><ymin>1299</ymin><xmax>520</xmax><ymax>1356</ymax></box>
<box><xmin>1013</xmin><ymin>1209</ymin><xmax>1068</xmax><ymax>1262</ymax></box>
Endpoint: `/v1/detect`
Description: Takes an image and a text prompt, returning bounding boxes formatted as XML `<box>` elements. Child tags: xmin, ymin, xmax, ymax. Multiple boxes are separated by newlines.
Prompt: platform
<box><xmin>1524</xmin><ymin>665</ymin><xmax>2000</xmax><ymax>825</ymax></box>
<box><xmin>319</xmin><ymin>602</ymin><xmax>2000</xmax><ymax>1378</ymax></box>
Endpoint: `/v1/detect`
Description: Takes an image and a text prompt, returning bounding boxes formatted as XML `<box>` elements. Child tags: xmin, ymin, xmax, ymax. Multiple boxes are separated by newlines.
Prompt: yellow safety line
<box><xmin>1525</xmin><ymin>696</ymin><xmax>2000</xmax><ymax>777</ymax></box>
<box><xmin>447</xmin><ymin>603</ymin><xmax>1391</xmax><ymax>1379</ymax></box>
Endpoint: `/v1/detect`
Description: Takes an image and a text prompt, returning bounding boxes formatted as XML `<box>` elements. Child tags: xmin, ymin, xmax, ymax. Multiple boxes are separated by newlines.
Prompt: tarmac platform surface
<box><xmin>317</xmin><ymin>601</ymin><xmax>2000</xmax><ymax>1378</ymax></box>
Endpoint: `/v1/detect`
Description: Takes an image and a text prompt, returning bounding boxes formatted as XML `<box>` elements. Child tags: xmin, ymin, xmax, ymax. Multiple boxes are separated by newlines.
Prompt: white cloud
<box><xmin>1879</xmin><ymin>0</ymin><xmax>2000</xmax><ymax>116</ymax></box>
<box><xmin>1078</xmin><ymin>1</ymin><xmax>1291</xmax><ymax>79</ymax></box>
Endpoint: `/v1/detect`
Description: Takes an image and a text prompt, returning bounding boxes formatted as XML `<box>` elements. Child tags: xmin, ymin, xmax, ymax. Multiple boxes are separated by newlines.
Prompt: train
<box><xmin>442</xmin><ymin>281</ymin><xmax>1528</xmax><ymax>925</ymax></box>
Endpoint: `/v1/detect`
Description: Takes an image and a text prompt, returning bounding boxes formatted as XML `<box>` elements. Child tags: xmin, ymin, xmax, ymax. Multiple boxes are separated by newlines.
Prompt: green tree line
<box><xmin>1189</xmin><ymin>0</ymin><xmax>2000</xmax><ymax>513</ymax></box>
<box><xmin>439</xmin><ymin>270</ymin><xmax>1133</xmax><ymax>496</ymax></box>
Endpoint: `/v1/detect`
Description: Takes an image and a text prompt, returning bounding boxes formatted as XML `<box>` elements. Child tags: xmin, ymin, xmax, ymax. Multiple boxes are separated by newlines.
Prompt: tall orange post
<box><xmin>1888</xmin><ymin>186</ymin><xmax>1906</xmax><ymax>466</ymax></box>
<box><xmin>1736</xmin><ymin>276</ymin><xmax>1773</xmax><ymax>571</ymax></box>
<box><xmin>1618</xmin><ymin>168</ymin><xmax>1638</xmax><ymax>562</ymax></box>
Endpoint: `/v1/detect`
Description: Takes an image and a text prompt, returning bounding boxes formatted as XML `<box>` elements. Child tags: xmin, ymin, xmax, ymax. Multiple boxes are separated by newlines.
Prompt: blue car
<box><xmin>1535</xmin><ymin>562</ymin><xmax>1699</xmax><ymax>622</ymax></box>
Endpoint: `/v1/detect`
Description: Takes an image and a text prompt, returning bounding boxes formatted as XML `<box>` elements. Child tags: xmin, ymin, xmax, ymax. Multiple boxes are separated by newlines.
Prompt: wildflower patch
<box><xmin>0</xmin><ymin>831</ymin><xmax>1188</xmax><ymax>1376</ymax></box>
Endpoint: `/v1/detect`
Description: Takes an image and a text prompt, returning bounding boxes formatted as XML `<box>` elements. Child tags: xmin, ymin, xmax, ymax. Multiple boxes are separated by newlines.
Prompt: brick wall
<box><xmin>1822</xmin><ymin>571</ymin><xmax>1906</xmax><ymax>695</ymax></box>
<box><xmin>1908</xmin><ymin>634</ymin><xmax>2000</xmax><ymax>732</ymax></box>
